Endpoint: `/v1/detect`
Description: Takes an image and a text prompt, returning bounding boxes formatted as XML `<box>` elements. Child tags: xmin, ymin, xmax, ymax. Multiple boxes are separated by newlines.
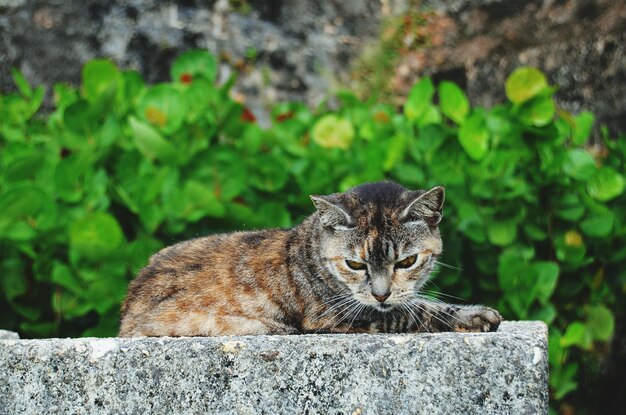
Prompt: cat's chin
<box><xmin>373</xmin><ymin>303</ymin><xmax>394</xmax><ymax>312</ymax></box>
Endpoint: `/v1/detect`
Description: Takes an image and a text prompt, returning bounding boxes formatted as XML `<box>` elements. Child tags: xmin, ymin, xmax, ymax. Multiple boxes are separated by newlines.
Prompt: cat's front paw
<box><xmin>454</xmin><ymin>306</ymin><xmax>502</xmax><ymax>333</ymax></box>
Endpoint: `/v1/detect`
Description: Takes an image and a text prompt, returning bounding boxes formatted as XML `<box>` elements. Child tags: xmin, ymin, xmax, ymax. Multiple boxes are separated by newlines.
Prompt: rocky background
<box><xmin>1</xmin><ymin>0</ymin><xmax>624</xmax><ymax>134</ymax></box>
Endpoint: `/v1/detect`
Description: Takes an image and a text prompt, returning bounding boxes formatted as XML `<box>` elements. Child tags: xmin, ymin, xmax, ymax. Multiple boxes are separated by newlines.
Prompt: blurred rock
<box><xmin>0</xmin><ymin>0</ymin><xmax>623</xmax><ymax>133</ymax></box>
<box><xmin>0</xmin><ymin>0</ymin><xmax>385</xmax><ymax>124</ymax></box>
<box><xmin>0</xmin><ymin>330</ymin><xmax>19</xmax><ymax>340</ymax></box>
<box><xmin>392</xmin><ymin>0</ymin><xmax>626</xmax><ymax>136</ymax></box>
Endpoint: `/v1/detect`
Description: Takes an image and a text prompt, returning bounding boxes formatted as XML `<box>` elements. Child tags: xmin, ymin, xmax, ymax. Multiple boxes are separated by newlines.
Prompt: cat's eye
<box><xmin>345</xmin><ymin>260</ymin><xmax>367</xmax><ymax>271</ymax></box>
<box><xmin>395</xmin><ymin>255</ymin><xmax>417</xmax><ymax>269</ymax></box>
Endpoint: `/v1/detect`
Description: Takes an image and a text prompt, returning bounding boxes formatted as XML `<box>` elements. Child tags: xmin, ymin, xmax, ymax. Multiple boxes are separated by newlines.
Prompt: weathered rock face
<box><xmin>0</xmin><ymin>0</ymin><xmax>387</xmax><ymax>119</ymax></box>
<box><xmin>393</xmin><ymin>0</ymin><xmax>626</xmax><ymax>135</ymax></box>
<box><xmin>0</xmin><ymin>321</ymin><xmax>547</xmax><ymax>415</ymax></box>
<box><xmin>0</xmin><ymin>0</ymin><xmax>623</xmax><ymax>133</ymax></box>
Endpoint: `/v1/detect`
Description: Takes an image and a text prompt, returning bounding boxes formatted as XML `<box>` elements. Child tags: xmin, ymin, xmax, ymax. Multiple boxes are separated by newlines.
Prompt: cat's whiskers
<box><xmin>312</xmin><ymin>295</ymin><xmax>358</xmax><ymax>333</ymax></box>
<box><xmin>434</xmin><ymin>261</ymin><xmax>463</xmax><ymax>272</ymax></box>
<box><xmin>409</xmin><ymin>296</ymin><xmax>464</xmax><ymax>328</ymax></box>
<box><xmin>418</xmin><ymin>295</ymin><xmax>468</xmax><ymax>326</ymax></box>
<box><xmin>399</xmin><ymin>300</ymin><xmax>424</xmax><ymax>332</ymax></box>
<box><xmin>326</xmin><ymin>298</ymin><xmax>360</xmax><ymax>332</ymax></box>
<box><xmin>421</xmin><ymin>289</ymin><xmax>469</xmax><ymax>303</ymax></box>
<box><xmin>346</xmin><ymin>302</ymin><xmax>367</xmax><ymax>330</ymax></box>
<box><xmin>312</xmin><ymin>293</ymin><xmax>355</xmax><ymax>322</ymax></box>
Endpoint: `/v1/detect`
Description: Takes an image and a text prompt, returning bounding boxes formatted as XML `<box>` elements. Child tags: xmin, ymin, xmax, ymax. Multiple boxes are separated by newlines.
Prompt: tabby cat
<box><xmin>119</xmin><ymin>181</ymin><xmax>501</xmax><ymax>337</ymax></box>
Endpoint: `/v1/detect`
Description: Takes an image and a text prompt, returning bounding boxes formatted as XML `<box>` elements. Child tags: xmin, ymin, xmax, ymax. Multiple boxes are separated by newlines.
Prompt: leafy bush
<box><xmin>1</xmin><ymin>50</ymin><xmax>624</xmax><ymax>411</ymax></box>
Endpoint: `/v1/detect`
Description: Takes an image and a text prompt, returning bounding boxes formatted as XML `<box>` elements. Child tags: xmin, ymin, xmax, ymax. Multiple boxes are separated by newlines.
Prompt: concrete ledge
<box><xmin>0</xmin><ymin>321</ymin><xmax>547</xmax><ymax>415</ymax></box>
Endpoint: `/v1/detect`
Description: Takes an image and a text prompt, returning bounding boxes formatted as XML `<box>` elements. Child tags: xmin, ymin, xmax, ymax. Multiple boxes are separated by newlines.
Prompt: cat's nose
<box><xmin>372</xmin><ymin>292</ymin><xmax>391</xmax><ymax>303</ymax></box>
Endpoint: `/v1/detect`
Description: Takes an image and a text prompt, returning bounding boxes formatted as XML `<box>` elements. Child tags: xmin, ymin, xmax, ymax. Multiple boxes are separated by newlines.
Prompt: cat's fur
<box><xmin>119</xmin><ymin>181</ymin><xmax>501</xmax><ymax>337</ymax></box>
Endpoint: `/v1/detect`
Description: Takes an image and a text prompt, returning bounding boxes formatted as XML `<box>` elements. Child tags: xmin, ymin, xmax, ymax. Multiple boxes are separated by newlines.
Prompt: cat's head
<box><xmin>311</xmin><ymin>181</ymin><xmax>444</xmax><ymax>312</ymax></box>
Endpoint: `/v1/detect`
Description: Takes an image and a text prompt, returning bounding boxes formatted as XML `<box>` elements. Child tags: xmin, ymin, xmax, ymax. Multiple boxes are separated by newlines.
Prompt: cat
<box><xmin>119</xmin><ymin>181</ymin><xmax>502</xmax><ymax>337</ymax></box>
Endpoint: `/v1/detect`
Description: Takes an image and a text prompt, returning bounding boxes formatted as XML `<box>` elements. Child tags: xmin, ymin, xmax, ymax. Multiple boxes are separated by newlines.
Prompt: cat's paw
<box><xmin>453</xmin><ymin>306</ymin><xmax>502</xmax><ymax>333</ymax></box>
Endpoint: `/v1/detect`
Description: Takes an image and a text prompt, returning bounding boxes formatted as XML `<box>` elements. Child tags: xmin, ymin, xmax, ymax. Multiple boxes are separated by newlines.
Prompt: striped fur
<box><xmin>119</xmin><ymin>181</ymin><xmax>501</xmax><ymax>337</ymax></box>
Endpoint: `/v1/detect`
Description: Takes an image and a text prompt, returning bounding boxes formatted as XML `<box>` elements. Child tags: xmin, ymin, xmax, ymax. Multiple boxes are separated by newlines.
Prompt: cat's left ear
<box><xmin>310</xmin><ymin>195</ymin><xmax>355</xmax><ymax>230</ymax></box>
<box><xmin>400</xmin><ymin>186</ymin><xmax>445</xmax><ymax>227</ymax></box>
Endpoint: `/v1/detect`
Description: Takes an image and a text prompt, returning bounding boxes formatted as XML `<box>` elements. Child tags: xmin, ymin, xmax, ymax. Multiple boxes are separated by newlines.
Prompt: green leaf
<box><xmin>404</xmin><ymin>77</ymin><xmax>435</xmax><ymax>122</ymax></box>
<box><xmin>248</xmin><ymin>154</ymin><xmax>289</xmax><ymax>192</ymax></box>
<box><xmin>572</xmin><ymin>111</ymin><xmax>594</xmax><ymax>145</ymax></box>
<box><xmin>458</xmin><ymin>112</ymin><xmax>489</xmax><ymax>161</ymax></box>
<box><xmin>182</xmin><ymin>78</ymin><xmax>216</xmax><ymax>122</ymax></box>
<box><xmin>178</xmin><ymin>180</ymin><xmax>226</xmax><ymax>221</ymax></box>
<box><xmin>256</xmin><ymin>203</ymin><xmax>292</xmax><ymax>228</ymax></box>
<box><xmin>52</xmin><ymin>290</ymin><xmax>93</xmax><ymax>319</ymax></box>
<box><xmin>586</xmin><ymin>305</ymin><xmax>614</xmax><ymax>341</ymax></box>
<box><xmin>54</xmin><ymin>153</ymin><xmax>92</xmax><ymax>203</ymax></box>
<box><xmin>487</xmin><ymin>220</ymin><xmax>517</xmax><ymax>246</ymax></box>
<box><xmin>50</xmin><ymin>262</ymin><xmax>82</xmax><ymax>295</ymax></box>
<box><xmin>0</xmin><ymin>258</ymin><xmax>27</xmax><ymax>300</ymax></box>
<box><xmin>4</xmin><ymin>153</ymin><xmax>47</xmax><ymax>183</ymax></box>
<box><xmin>128</xmin><ymin>116</ymin><xmax>179</xmax><ymax>164</ymax></box>
<box><xmin>311</xmin><ymin>115</ymin><xmax>354</xmax><ymax>149</ymax></box>
<box><xmin>121</xmin><ymin>70</ymin><xmax>145</xmax><ymax>106</ymax></box>
<box><xmin>70</xmin><ymin>212</ymin><xmax>125</xmax><ymax>261</ymax></box>
<box><xmin>580</xmin><ymin>210</ymin><xmax>614</xmax><ymax>237</ymax></box>
<box><xmin>415</xmin><ymin>105</ymin><xmax>442</xmax><ymax>127</ymax></box>
<box><xmin>81</xmin><ymin>260</ymin><xmax>127</xmax><ymax>314</ymax></box>
<box><xmin>0</xmin><ymin>184</ymin><xmax>49</xmax><ymax>241</ymax></box>
<box><xmin>439</xmin><ymin>81</ymin><xmax>469</xmax><ymax>124</ymax></box>
<box><xmin>561</xmin><ymin>321</ymin><xmax>593</xmax><ymax>350</ymax></box>
<box><xmin>531</xmin><ymin>303</ymin><xmax>556</xmax><ymax>324</ymax></box>
<box><xmin>505</xmin><ymin>67</ymin><xmax>549</xmax><ymax>104</ymax></box>
<box><xmin>548</xmin><ymin>329</ymin><xmax>564</xmax><ymax>368</ymax></box>
<box><xmin>392</xmin><ymin>163</ymin><xmax>424</xmax><ymax>185</ymax></box>
<box><xmin>518</xmin><ymin>96</ymin><xmax>555</xmax><ymax>127</ymax></box>
<box><xmin>82</xmin><ymin>308</ymin><xmax>121</xmax><ymax>337</ymax></box>
<box><xmin>532</xmin><ymin>261</ymin><xmax>559</xmax><ymax>303</ymax></box>
<box><xmin>19</xmin><ymin>322</ymin><xmax>55</xmax><ymax>337</ymax></box>
<box><xmin>171</xmin><ymin>49</ymin><xmax>218</xmax><ymax>83</ymax></box>
<box><xmin>551</xmin><ymin>363</ymin><xmax>579</xmax><ymax>400</ymax></box>
<box><xmin>82</xmin><ymin>59</ymin><xmax>120</xmax><ymax>102</ymax></box>
<box><xmin>62</xmin><ymin>99</ymin><xmax>97</xmax><ymax>137</ymax></box>
<box><xmin>523</xmin><ymin>222</ymin><xmax>547</xmax><ymax>241</ymax></box>
<box><xmin>11</xmin><ymin>68</ymin><xmax>33</xmax><ymax>98</ymax></box>
<box><xmin>587</xmin><ymin>167</ymin><xmax>625</xmax><ymax>201</ymax></box>
<box><xmin>562</xmin><ymin>149</ymin><xmax>596</xmax><ymax>181</ymax></box>
<box><xmin>136</xmin><ymin>84</ymin><xmax>187</xmax><ymax>135</ymax></box>
<box><xmin>497</xmin><ymin>248</ymin><xmax>537</xmax><ymax>318</ymax></box>
<box><xmin>29</xmin><ymin>86</ymin><xmax>45</xmax><ymax>116</ymax></box>
<box><xmin>126</xmin><ymin>236</ymin><xmax>163</xmax><ymax>274</ymax></box>
<box><xmin>531</xmin><ymin>96</ymin><xmax>555</xmax><ymax>126</ymax></box>
<box><xmin>383</xmin><ymin>134</ymin><xmax>407</xmax><ymax>171</ymax></box>
<box><xmin>555</xmin><ymin>193</ymin><xmax>586</xmax><ymax>222</ymax></box>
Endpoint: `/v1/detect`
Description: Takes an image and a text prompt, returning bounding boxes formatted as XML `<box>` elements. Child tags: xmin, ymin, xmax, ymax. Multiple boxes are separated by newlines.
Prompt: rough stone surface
<box><xmin>0</xmin><ymin>321</ymin><xmax>547</xmax><ymax>415</ymax></box>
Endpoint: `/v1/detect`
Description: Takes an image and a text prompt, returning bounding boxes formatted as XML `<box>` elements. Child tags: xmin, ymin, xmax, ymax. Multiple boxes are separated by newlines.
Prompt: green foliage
<box><xmin>1</xmin><ymin>50</ymin><xmax>624</xmax><ymax>412</ymax></box>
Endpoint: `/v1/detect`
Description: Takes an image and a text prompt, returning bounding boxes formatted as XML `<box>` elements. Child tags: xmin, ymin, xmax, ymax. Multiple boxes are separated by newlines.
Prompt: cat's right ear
<box><xmin>400</xmin><ymin>186</ymin><xmax>445</xmax><ymax>227</ymax></box>
<box><xmin>310</xmin><ymin>195</ymin><xmax>355</xmax><ymax>231</ymax></box>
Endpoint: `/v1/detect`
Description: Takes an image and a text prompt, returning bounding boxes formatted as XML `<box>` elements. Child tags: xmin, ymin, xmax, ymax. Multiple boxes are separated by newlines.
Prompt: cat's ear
<box><xmin>310</xmin><ymin>195</ymin><xmax>355</xmax><ymax>230</ymax></box>
<box><xmin>400</xmin><ymin>186</ymin><xmax>445</xmax><ymax>227</ymax></box>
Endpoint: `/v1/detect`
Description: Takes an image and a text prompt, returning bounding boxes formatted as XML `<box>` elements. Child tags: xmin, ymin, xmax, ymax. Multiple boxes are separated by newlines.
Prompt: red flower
<box><xmin>241</xmin><ymin>107</ymin><xmax>256</xmax><ymax>123</ymax></box>
<box><xmin>180</xmin><ymin>73</ymin><xmax>193</xmax><ymax>84</ymax></box>
<box><xmin>276</xmin><ymin>111</ymin><xmax>294</xmax><ymax>123</ymax></box>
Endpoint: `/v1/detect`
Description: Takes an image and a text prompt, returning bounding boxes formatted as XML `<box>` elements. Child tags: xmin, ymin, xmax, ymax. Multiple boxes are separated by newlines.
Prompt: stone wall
<box><xmin>1</xmin><ymin>0</ymin><xmax>624</xmax><ymax>133</ymax></box>
<box><xmin>0</xmin><ymin>321</ymin><xmax>548</xmax><ymax>414</ymax></box>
